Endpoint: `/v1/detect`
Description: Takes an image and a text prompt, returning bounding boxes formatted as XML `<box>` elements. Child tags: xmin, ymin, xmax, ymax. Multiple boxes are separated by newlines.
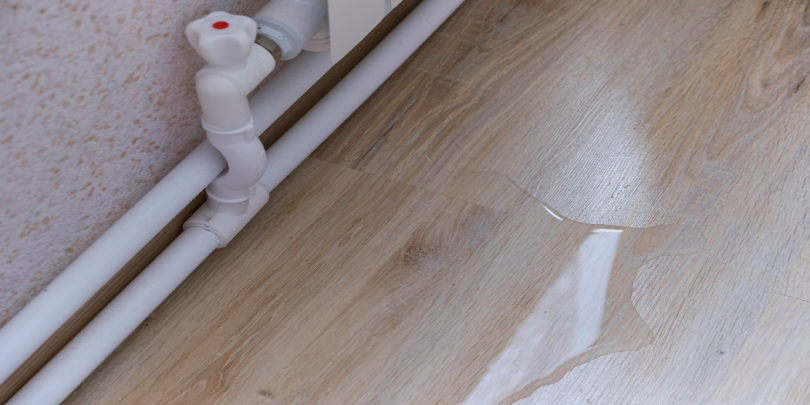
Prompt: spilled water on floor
<box><xmin>337</xmin><ymin>147</ymin><xmax>704</xmax><ymax>404</ymax></box>
<box><xmin>434</xmin><ymin>170</ymin><xmax>704</xmax><ymax>405</ymax></box>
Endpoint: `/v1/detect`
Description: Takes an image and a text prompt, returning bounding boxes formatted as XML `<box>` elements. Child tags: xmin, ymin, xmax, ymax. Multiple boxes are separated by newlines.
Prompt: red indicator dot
<box><xmin>212</xmin><ymin>21</ymin><xmax>229</xmax><ymax>29</ymax></box>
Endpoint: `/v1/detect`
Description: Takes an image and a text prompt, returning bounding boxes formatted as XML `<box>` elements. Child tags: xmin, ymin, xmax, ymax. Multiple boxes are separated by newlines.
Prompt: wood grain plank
<box><xmin>785</xmin><ymin>237</ymin><xmax>810</xmax><ymax>302</ymax></box>
<box><xmin>708</xmin><ymin>294</ymin><xmax>810</xmax><ymax>405</ymax></box>
<box><xmin>67</xmin><ymin>159</ymin><xmax>706</xmax><ymax>404</ymax></box>
<box><xmin>62</xmin><ymin>0</ymin><xmax>810</xmax><ymax>403</ymax></box>
<box><xmin>317</xmin><ymin>1</ymin><xmax>810</xmax><ymax>402</ymax></box>
<box><xmin>66</xmin><ymin>159</ymin><xmax>504</xmax><ymax>404</ymax></box>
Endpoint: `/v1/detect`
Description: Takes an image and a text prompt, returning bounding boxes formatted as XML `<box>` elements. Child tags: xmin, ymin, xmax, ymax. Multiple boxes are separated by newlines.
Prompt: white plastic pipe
<box><xmin>7</xmin><ymin>227</ymin><xmax>221</xmax><ymax>405</ymax></box>
<box><xmin>0</xmin><ymin>143</ymin><xmax>223</xmax><ymax>388</ymax></box>
<box><xmin>7</xmin><ymin>0</ymin><xmax>464</xmax><ymax>400</ymax></box>
<box><xmin>254</xmin><ymin>0</ymin><xmax>329</xmax><ymax>60</ymax></box>
<box><xmin>260</xmin><ymin>0</ymin><xmax>465</xmax><ymax>190</ymax></box>
<box><xmin>250</xmin><ymin>50</ymin><xmax>333</xmax><ymax>130</ymax></box>
<box><xmin>0</xmin><ymin>50</ymin><xmax>332</xmax><ymax>387</ymax></box>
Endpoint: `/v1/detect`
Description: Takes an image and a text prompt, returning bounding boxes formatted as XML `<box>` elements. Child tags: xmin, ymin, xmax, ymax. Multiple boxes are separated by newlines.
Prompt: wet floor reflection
<box><xmin>60</xmin><ymin>159</ymin><xmax>706</xmax><ymax>405</ymax></box>
<box><xmin>324</xmin><ymin>141</ymin><xmax>707</xmax><ymax>404</ymax></box>
<box><xmin>442</xmin><ymin>172</ymin><xmax>703</xmax><ymax>405</ymax></box>
<box><xmin>462</xmin><ymin>228</ymin><xmax>623</xmax><ymax>405</ymax></box>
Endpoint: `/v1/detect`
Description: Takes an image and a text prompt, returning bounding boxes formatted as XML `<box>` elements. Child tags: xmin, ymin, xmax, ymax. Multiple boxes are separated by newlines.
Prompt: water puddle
<box><xmin>433</xmin><ymin>171</ymin><xmax>704</xmax><ymax>405</ymax></box>
<box><xmin>336</xmin><ymin>147</ymin><xmax>704</xmax><ymax>404</ymax></box>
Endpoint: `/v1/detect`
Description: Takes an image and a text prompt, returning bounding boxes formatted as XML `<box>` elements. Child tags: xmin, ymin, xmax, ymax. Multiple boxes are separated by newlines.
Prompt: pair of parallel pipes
<box><xmin>1</xmin><ymin>0</ymin><xmax>466</xmax><ymax>402</ymax></box>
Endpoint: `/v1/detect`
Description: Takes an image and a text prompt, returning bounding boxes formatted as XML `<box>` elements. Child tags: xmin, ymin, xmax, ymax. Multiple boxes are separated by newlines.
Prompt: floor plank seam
<box><xmin>352</xmin><ymin>0</ymin><xmax>528</xmax><ymax>164</ymax></box>
<box><xmin>777</xmin><ymin>292</ymin><xmax>810</xmax><ymax>305</ymax></box>
<box><xmin>310</xmin><ymin>157</ymin><xmax>511</xmax><ymax>214</ymax></box>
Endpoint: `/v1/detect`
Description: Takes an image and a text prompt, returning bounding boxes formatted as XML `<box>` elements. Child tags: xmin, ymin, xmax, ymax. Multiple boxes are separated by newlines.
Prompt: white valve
<box><xmin>185</xmin><ymin>11</ymin><xmax>257</xmax><ymax>70</ymax></box>
<box><xmin>185</xmin><ymin>11</ymin><xmax>276</xmax><ymax>214</ymax></box>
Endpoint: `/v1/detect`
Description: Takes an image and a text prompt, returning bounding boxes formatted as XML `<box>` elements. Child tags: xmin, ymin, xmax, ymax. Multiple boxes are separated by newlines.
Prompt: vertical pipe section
<box><xmin>249</xmin><ymin>51</ymin><xmax>332</xmax><ymax>131</ymax></box>
<box><xmin>7</xmin><ymin>227</ymin><xmax>221</xmax><ymax>405</ymax></box>
<box><xmin>260</xmin><ymin>0</ymin><xmax>465</xmax><ymax>190</ymax></box>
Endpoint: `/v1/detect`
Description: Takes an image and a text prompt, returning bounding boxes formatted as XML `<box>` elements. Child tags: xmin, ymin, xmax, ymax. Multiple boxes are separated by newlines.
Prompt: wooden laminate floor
<box><xmin>67</xmin><ymin>0</ymin><xmax>810</xmax><ymax>403</ymax></box>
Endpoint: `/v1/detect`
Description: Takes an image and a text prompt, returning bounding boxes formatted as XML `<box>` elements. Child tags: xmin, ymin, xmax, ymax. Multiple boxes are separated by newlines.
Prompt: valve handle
<box><xmin>186</xmin><ymin>11</ymin><xmax>257</xmax><ymax>70</ymax></box>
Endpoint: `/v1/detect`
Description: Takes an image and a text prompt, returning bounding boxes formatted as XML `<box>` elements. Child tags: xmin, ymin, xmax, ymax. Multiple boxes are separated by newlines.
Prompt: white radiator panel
<box><xmin>328</xmin><ymin>0</ymin><xmax>396</xmax><ymax>63</ymax></box>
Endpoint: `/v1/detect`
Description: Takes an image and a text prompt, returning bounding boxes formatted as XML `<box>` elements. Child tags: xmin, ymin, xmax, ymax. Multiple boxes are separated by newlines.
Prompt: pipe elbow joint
<box><xmin>203</xmin><ymin>120</ymin><xmax>268</xmax><ymax>212</ymax></box>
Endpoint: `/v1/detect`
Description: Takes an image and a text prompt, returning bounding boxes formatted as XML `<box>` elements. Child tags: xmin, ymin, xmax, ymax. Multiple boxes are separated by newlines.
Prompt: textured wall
<box><xmin>0</xmin><ymin>0</ymin><xmax>269</xmax><ymax>326</ymax></box>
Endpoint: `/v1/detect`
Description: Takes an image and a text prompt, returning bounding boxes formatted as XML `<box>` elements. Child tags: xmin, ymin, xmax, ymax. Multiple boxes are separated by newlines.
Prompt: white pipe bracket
<box><xmin>184</xmin><ymin>183</ymin><xmax>270</xmax><ymax>248</ymax></box>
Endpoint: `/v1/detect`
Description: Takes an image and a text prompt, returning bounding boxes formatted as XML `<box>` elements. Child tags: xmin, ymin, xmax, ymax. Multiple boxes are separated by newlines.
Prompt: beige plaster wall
<box><xmin>0</xmin><ymin>0</ymin><xmax>269</xmax><ymax>325</ymax></box>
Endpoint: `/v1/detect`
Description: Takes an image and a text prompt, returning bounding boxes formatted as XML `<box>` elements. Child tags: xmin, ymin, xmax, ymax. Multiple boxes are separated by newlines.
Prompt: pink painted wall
<box><xmin>0</xmin><ymin>0</ymin><xmax>269</xmax><ymax>326</ymax></box>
